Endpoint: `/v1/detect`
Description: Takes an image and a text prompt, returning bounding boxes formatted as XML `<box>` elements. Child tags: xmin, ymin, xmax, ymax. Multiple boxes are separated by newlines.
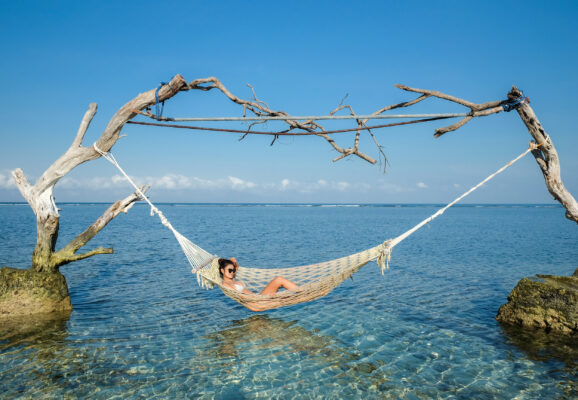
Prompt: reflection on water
<box><xmin>501</xmin><ymin>324</ymin><xmax>578</xmax><ymax>367</ymax></box>
<box><xmin>0</xmin><ymin>311</ymin><xmax>72</xmax><ymax>398</ymax></box>
<box><xmin>500</xmin><ymin>324</ymin><xmax>577</xmax><ymax>397</ymax></box>
<box><xmin>0</xmin><ymin>311</ymin><xmax>71</xmax><ymax>351</ymax></box>
<box><xmin>205</xmin><ymin>315</ymin><xmax>344</xmax><ymax>360</ymax></box>
<box><xmin>200</xmin><ymin>315</ymin><xmax>387</xmax><ymax>398</ymax></box>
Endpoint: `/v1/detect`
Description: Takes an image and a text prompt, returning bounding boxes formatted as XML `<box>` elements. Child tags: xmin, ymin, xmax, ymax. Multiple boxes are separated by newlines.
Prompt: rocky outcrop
<box><xmin>0</xmin><ymin>266</ymin><xmax>72</xmax><ymax>317</ymax></box>
<box><xmin>496</xmin><ymin>268</ymin><xmax>578</xmax><ymax>335</ymax></box>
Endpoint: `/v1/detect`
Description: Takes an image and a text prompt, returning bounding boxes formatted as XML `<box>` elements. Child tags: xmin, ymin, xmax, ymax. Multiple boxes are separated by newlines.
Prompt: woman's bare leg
<box><xmin>260</xmin><ymin>276</ymin><xmax>298</xmax><ymax>296</ymax></box>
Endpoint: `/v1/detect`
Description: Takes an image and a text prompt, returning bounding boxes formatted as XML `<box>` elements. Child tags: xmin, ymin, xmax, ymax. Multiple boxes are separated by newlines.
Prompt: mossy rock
<box><xmin>496</xmin><ymin>268</ymin><xmax>578</xmax><ymax>335</ymax></box>
<box><xmin>0</xmin><ymin>266</ymin><xmax>72</xmax><ymax>317</ymax></box>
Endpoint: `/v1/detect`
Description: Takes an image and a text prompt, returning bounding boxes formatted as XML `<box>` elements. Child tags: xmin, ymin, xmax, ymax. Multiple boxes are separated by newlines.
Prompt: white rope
<box><xmin>383</xmin><ymin>143</ymin><xmax>538</xmax><ymax>258</ymax></box>
<box><xmin>93</xmin><ymin>143</ymin><xmax>171</xmax><ymax>227</ymax></box>
<box><xmin>92</xmin><ymin>141</ymin><xmax>536</xmax><ymax>276</ymax></box>
<box><xmin>149</xmin><ymin>113</ymin><xmax>469</xmax><ymax>122</ymax></box>
<box><xmin>92</xmin><ymin>143</ymin><xmax>216</xmax><ymax>272</ymax></box>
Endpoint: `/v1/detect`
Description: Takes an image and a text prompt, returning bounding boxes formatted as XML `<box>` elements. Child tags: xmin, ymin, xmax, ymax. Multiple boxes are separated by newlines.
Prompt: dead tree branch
<box><xmin>508</xmin><ymin>86</ymin><xmax>578</xmax><ymax>223</ymax></box>
<box><xmin>52</xmin><ymin>185</ymin><xmax>150</xmax><ymax>268</ymax></box>
<box><xmin>137</xmin><ymin>78</ymin><xmax>444</xmax><ymax>166</ymax></box>
<box><xmin>185</xmin><ymin>76</ymin><xmax>388</xmax><ymax>164</ymax></box>
<box><xmin>393</xmin><ymin>84</ymin><xmax>578</xmax><ymax>223</ymax></box>
<box><xmin>12</xmin><ymin>75</ymin><xmax>187</xmax><ymax>272</ymax></box>
<box><xmin>395</xmin><ymin>84</ymin><xmax>504</xmax><ymax>137</ymax></box>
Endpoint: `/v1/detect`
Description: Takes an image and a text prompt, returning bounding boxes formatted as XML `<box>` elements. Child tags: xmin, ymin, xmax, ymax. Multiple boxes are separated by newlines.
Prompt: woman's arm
<box><xmin>240</xmin><ymin>282</ymin><xmax>254</xmax><ymax>295</ymax></box>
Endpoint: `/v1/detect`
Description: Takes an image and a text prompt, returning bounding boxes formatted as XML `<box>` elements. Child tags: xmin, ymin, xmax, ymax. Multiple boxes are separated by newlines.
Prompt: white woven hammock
<box><xmin>93</xmin><ymin>143</ymin><xmax>536</xmax><ymax>311</ymax></box>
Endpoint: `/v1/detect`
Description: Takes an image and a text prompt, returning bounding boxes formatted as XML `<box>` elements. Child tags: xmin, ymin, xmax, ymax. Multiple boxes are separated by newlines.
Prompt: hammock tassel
<box><xmin>196</xmin><ymin>258</ymin><xmax>220</xmax><ymax>290</ymax></box>
<box><xmin>376</xmin><ymin>240</ymin><xmax>393</xmax><ymax>274</ymax></box>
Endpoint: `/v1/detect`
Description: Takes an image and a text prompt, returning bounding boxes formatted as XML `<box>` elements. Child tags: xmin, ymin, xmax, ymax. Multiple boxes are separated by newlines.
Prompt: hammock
<box><xmin>93</xmin><ymin>143</ymin><xmax>537</xmax><ymax>311</ymax></box>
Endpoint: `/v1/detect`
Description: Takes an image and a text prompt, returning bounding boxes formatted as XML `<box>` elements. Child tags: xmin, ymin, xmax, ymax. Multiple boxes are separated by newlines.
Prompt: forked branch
<box><xmin>395</xmin><ymin>84</ymin><xmax>505</xmax><ymax>137</ymax></box>
<box><xmin>52</xmin><ymin>185</ymin><xmax>150</xmax><ymax>268</ymax></box>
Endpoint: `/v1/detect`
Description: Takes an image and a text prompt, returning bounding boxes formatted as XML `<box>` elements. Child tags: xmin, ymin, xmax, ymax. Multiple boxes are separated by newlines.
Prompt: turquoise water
<box><xmin>1</xmin><ymin>203</ymin><xmax>577</xmax><ymax>399</ymax></box>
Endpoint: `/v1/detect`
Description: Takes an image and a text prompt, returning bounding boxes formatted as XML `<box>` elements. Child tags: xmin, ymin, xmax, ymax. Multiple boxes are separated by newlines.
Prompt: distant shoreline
<box><xmin>0</xmin><ymin>202</ymin><xmax>563</xmax><ymax>208</ymax></box>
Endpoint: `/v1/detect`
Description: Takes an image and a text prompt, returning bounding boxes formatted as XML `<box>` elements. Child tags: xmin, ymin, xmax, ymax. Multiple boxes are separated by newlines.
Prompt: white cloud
<box><xmin>453</xmin><ymin>183</ymin><xmax>460</xmax><ymax>188</ymax></box>
<box><xmin>0</xmin><ymin>173</ymin><xmax>15</xmax><ymax>189</ymax></box>
<box><xmin>280</xmin><ymin>178</ymin><xmax>291</xmax><ymax>190</ymax></box>
<box><xmin>59</xmin><ymin>176</ymin><xmax>124</xmax><ymax>189</ymax></box>
<box><xmin>16</xmin><ymin>172</ymin><xmax>373</xmax><ymax>196</ymax></box>
<box><xmin>53</xmin><ymin>173</ymin><xmax>259</xmax><ymax>192</ymax></box>
<box><xmin>275</xmin><ymin>178</ymin><xmax>367</xmax><ymax>194</ymax></box>
<box><xmin>228</xmin><ymin>176</ymin><xmax>256</xmax><ymax>190</ymax></box>
<box><xmin>112</xmin><ymin>174</ymin><xmax>128</xmax><ymax>185</ymax></box>
<box><xmin>417</xmin><ymin>182</ymin><xmax>428</xmax><ymax>189</ymax></box>
<box><xmin>378</xmin><ymin>182</ymin><xmax>405</xmax><ymax>193</ymax></box>
<box><xmin>336</xmin><ymin>181</ymin><xmax>350</xmax><ymax>191</ymax></box>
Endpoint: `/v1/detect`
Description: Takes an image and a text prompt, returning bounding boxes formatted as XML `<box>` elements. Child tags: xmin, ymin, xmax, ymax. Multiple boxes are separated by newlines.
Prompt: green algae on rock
<box><xmin>497</xmin><ymin>268</ymin><xmax>578</xmax><ymax>335</ymax></box>
<box><xmin>0</xmin><ymin>267</ymin><xmax>72</xmax><ymax>317</ymax></box>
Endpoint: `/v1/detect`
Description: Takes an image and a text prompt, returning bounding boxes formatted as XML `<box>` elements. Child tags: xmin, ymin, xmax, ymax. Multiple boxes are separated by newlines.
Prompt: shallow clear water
<box><xmin>1</xmin><ymin>203</ymin><xmax>577</xmax><ymax>399</ymax></box>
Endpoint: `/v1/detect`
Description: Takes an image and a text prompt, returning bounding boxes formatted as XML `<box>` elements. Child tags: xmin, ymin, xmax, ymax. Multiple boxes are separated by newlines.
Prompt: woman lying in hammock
<box><xmin>218</xmin><ymin>258</ymin><xmax>299</xmax><ymax>296</ymax></box>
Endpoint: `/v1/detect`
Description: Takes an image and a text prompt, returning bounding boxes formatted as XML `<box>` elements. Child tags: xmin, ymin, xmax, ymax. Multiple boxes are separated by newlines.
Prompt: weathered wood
<box><xmin>187</xmin><ymin>76</ymin><xmax>386</xmax><ymax>164</ymax></box>
<box><xmin>11</xmin><ymin>75</ymin><xmax>188</xmax><ymax>273</ymax></box>
<box><xmin>508</xmin><ymin>87</ymin><xmax>578</xmax><ymax>223</ymax></box>
<box><xmin>52</xmin><ymin>185</ymin><xmax>150</xmax><ymax>268</ymax></box>
<box><xmin>34</xmin><ymin>75</ymin><xmax>187</xmax><ymax>196</ymax></box>
<box><xmin>391</xmin><ymin>84</ymin><xmax>578</xmax><ymax>222</ymax></box>
<box><xmin>394</xmin><ymin>84</ymin><xmax>505</xmax><ymax>137</ymax></box>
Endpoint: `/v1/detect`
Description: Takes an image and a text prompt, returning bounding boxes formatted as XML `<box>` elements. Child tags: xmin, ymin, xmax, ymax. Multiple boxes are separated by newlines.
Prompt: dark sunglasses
<box><xmin>227</xmin><ymin>268</ymin><xmax>236</xmax><ymax>274</ymax></box>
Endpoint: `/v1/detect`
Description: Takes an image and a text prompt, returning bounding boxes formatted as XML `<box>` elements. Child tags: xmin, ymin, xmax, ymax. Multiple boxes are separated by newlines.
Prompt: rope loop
<box><xmin>529</xmin><ymin>141</ymin><xmax>540</xmax><ymax>151</ymax></box>
<box><xmin>154</xmin><ymin>82</ymin><xmax>167</xmax><ymax>119</ymax></box>
<box><xmin>502</xmin><ymin>91</ymin><xmax>528</xmax><ymax>112</ymax></box>
<box><xmin>93</xmin><ymin>142</ymin><xmax>106</xmax><ymax>157</ymax></box>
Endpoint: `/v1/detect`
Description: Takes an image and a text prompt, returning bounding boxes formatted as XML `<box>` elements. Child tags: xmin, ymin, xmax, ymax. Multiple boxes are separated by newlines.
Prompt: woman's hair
<box><xmin>218</xmin><ymin>258</ymin><xmax>235</xmax><ymax>278</ymax></box>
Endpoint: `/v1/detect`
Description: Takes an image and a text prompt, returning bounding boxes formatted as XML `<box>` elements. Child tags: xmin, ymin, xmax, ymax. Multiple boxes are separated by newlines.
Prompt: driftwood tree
<box><xmin>395</xmin><ymin>85</ymin><xmax>578</xmax><ymax>222</ymax></box>
<box><xmin>2</xmin><ymin>74</ymin><xmax>577</xmax><ymax>317</ymax></box>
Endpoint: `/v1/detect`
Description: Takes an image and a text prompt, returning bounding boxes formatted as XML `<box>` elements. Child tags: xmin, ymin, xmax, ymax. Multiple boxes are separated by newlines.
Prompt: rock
<box><xmin>496</xmin><ymin>268</ymin><xmax>578</xmax><ymax>335</ymax></box>
<box><xmin>0</xmin><ymin>266</ymin><xmax>72</xmax><ymax>318</ymax></box>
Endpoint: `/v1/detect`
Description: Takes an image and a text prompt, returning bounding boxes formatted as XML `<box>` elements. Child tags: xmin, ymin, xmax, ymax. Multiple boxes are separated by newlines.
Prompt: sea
<box><xmin>0</xmin><ymin>202</ymin><xmax>577</xmax><ymax>399</ymax></box>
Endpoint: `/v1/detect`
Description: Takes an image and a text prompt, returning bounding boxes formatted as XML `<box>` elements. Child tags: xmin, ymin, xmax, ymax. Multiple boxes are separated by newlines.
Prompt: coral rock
<box><xmin>496</xmin><ymin>268</ymin><xmax>578</xmax><ymax>335</ymax></box>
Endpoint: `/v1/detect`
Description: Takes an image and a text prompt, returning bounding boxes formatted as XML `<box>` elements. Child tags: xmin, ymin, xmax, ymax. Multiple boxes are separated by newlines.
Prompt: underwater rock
<box><xmin>0</xmin><ymin>266</ymin><xmax>72</xmax><ymax>317</ymax></box>
<box><xmin>496</xmin><ymin>268</ymin><xmax>578</xmax><ymax>335</ymax></box>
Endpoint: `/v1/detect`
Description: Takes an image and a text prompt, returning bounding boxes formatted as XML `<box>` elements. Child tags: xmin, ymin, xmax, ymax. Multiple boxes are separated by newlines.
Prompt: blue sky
<box><xmin>1</xmin><ymin>1</ymin><xmax>577</xmax><ymax>204</ymax></box>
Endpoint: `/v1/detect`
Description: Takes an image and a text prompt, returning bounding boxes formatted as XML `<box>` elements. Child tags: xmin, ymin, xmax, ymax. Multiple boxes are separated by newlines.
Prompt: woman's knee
<box><xmin>272</xmin><ymin>276</ymin><xmax>284</xmax><ymax>284</ymax></box>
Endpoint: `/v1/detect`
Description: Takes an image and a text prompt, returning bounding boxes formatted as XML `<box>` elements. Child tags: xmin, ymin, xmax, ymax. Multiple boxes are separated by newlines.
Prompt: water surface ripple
<box><xmin>1</xmin><ymin>204</ymin><xmax>577</xmax><ymax>398</ymax></box>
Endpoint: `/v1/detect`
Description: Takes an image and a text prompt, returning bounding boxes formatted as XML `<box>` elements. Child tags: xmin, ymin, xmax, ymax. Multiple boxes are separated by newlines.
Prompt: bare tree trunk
<box><xmin>508</xmin><ymin>87</ymin><xmax>578</xmax><ymax>223</ymax></box>
<box><xmin>11</xmin><ymin>75</ymin><xmax>188</xmax><ymax>273</ymax></box>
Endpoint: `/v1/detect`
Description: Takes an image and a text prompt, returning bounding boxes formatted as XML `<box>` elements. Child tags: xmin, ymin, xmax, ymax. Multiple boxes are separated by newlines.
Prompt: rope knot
<box><xmin>154</xmin><ymin>209</ymin><xmax>170</xmax><ymax>227</ymax></box>
<box><xmin>376</xmin><ymin>239</ymin><xmax>393</xmax><ymax>274</ymax></box>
